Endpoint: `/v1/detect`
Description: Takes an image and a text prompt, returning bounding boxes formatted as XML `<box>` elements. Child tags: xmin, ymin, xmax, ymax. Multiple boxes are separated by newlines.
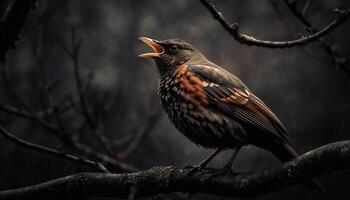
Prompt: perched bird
<box><xmin>138</xmin><ymin>37</ymin><xmax>324</xmax><ymax>193</ymax></box>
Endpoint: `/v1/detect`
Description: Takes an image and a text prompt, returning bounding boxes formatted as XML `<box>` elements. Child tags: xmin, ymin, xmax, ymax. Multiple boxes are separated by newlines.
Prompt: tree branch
<box><xmin>69</xmin><ymin>28</ymin><xmax>96</xmax><ymax>129</ymax></box>
<box><xmin>58</xmin><ymin>28</ymin><xmax>115</xmax><ymax>156</ymax></box>
<box><xmin>0</xmin><ymin>103</ymin><xmax>59</xmax><ymax>132</ymax></box>
<box><xmin>0</xmin><ymin>104</ymin><xmax>138</xmax><ymax>172</ymax></box>
<box><xmin>199</xmin><ymin>0</ymin><xmax>350</xmax><ymax>48</ymax></box>
<box><xmin>117</xmin><ymin>107</ymin><xmax>161</xmax><ymax>159</ymax></box>
<box><xmin>0</xmin><ymin>124</ymin><xmax>110</xmax><ymax>173</ymax></box>
<box><xmin>1</xmin><ymin>140</ymin><xmax>350</xmax><ymax>199</ymax></box>
<box><xmin>0</xmin><ymin>0</ymin><xmax>36</xmax><ymax>62</ymax></box>
<box><xmin>283</xmin><ymin>0</ymin><xmax>350</xmax><ymax>77</ymax></box>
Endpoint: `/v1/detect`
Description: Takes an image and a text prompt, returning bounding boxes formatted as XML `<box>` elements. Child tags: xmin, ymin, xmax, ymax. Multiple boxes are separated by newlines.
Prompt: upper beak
<box><xmin>138</xmin><ymin>37</ymin><xmax>165</xmax><ymax>58</ymax></box>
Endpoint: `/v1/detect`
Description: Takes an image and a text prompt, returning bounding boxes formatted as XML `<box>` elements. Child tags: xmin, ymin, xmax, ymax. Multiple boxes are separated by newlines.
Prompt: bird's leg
<box><xmin>197</xmin><ymin>148</ymin><xmax>222</xmax><ymax>168</ymax></box>
<box><xmin>186</xmin><ymin>148</ymin><xmax>222</xmax><ymax>175</ymax></box>
<box><xmin>222</xmin><ymin>146</ymin><xmax>241</xmax><ymax>172</ymax></box>
<box><xmin>209</xmin><ymin>146</ymin><xmax>241</xmax><ymax>177</ymax></box>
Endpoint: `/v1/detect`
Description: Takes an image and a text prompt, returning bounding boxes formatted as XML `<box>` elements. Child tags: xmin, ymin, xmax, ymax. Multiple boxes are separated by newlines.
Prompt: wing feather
<box><xmin>185</xmin><ymin>64</ymin><xmax>288</xmax><ymax>142</ymax></box>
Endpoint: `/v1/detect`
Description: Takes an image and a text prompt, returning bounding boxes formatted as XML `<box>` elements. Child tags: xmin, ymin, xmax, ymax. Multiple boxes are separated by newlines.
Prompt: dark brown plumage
<box><xmin>138</xmin><ymin>37</ymin><xmax>324</xmax><ymax>193</ymax></box>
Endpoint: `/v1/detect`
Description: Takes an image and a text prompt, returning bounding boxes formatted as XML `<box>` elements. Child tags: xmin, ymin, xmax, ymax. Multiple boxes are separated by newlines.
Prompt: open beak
<box><xmin>138</xmin><ymin>37</ymin><xmax>165</xmax><ymax>58</ymax></box>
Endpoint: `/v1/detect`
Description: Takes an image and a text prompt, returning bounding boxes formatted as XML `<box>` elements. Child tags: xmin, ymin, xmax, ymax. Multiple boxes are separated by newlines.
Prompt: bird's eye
<box><xmin>168</xmin><ymin>45</ymin><xmax>178</xmax><ymax>52</ymax></box>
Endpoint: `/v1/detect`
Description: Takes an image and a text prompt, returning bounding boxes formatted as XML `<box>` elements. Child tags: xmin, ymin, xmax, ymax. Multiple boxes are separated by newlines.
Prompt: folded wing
<box><xmin>182</xmin><ymin>64</ymin><xmax>288</xmax><ymax>143</ymax></box>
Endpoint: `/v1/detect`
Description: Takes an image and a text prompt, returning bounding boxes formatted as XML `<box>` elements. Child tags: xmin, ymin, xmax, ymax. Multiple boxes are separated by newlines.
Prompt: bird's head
<box><xmin>138</xmin><ymin>37</ymin><xmax>200</xmax><ymax>75</ymax></box>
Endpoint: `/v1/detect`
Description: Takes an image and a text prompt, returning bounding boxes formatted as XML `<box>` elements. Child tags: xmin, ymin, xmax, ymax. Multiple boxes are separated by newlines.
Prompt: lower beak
<box><xmin>138</xmin><ymin>37</ymin><xmax>165</xmax><ymax>58</ymax></box>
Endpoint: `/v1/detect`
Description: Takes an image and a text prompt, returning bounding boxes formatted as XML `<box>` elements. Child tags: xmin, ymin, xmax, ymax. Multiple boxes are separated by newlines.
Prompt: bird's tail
<box><xmin>272</xmin><ymin>143</ymin><xmax>326</xmax><ymax>195</ymax></box>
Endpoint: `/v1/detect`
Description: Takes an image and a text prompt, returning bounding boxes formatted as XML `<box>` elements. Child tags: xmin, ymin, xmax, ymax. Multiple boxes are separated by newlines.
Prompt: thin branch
<box><xmin>111</xmin><ymin>133</ymin><xmax>134</xmax><ymax>146</ymax></box>
<box><xmin>269</xmin><ymin>0</ymin><xmax>293</xmax><ymax>38</ymax></box>
<box><xmin>283</xmin><ymin>0</ymin><xmax>350</xmax><ymax>77</ymax></box>
<box><xmin>0</xmin><ymin>102</ymin><xmax>138</xmax><ymax>172</ymax></box>
<box><xmin>69</xmin><ymin>28</ymin><xmax>96</xmax><ymax>129</ymax></box>
<box><xmin>302</xmin><ymin>0</ymin><xmax>313</xmax><ymax>17</ymax></box>
<box><xmin>1</xmin><ymin>63</ymin><xmax>32</xmax><ymax>110</ymax></box>
<box><xmin>0</xmin><ymin>98</ymin><xmax>75</xmax><ymax>119</ymax></box>
<box><xmin>117</xmin><ymin>107</ymin><xmax>161</xmax><ymax>159</ymax></box>
<box><xmin>72</xmin><ymin>141</ymin><xmax>139</xmax><ymax>172</ymax></box>
<box><xmin>198</xmin><ymin>0</ymin><xmax>350</xmax><ymax>48</ymax></box>
<box><xmin>61</xmin><ymin>28</ymin><xmax>114</xmax><ymax>156</ymax></box>
<box><xmin>0</xmin><ymin>124</ymin><xmax>110</xmax><ymax>173</ymax></box>
<box><xmin>0</xmin><ymin>103</ymin><xmax>59</xmax><ymax>133</ymax></box>
<box><xmin>1</xmin><ymin>140</ymin><xmax>350</xmax><ymax>199</ymax></box>
<box><xmin>0</xmin><ymin>2</ymin><xmax>137</xmax><ymax>174</ymax></box>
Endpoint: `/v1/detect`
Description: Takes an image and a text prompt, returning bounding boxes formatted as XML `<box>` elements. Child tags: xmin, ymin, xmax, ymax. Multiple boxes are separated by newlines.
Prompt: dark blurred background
<box><xmin>0</xmin><ymin>0</ymin><xmax>350</xmax><ymax>199</ymax></box>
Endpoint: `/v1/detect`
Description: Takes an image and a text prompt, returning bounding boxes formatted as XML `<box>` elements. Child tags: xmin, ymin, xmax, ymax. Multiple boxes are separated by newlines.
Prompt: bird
<box><xmin>138</xmin><ymin>37</ymin><xmax>324</xmax><ymax>193</ymax></box>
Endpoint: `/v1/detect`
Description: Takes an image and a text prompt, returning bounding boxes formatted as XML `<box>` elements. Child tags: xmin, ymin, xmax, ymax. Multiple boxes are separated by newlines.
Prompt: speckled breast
<box><xmin>158</xmin><ymin>72</ymin><xmax>245</xmax><ymax>149</ymax></box>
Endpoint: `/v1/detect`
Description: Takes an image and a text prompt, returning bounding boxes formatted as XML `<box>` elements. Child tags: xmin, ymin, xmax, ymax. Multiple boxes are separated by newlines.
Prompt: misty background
<box><xmin>1</xmin><ymin>0</ymin><xmax>350</xmax><ymax>199</ymax></box>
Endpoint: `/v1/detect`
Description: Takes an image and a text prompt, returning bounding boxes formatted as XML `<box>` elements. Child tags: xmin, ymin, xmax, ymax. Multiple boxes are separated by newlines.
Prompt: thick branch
<box><xmin>199</xmin><ymin>0</ymin><xmax>350</xmax><ymax>48</ymax></box>
<box><xmin>1</xmin><ymin>141</ymin><xmax>350</xmax><ymax>199</ymax></box>
<box><xmin>0</xmin><ymin>0</ymin><xmax>36</xmax><ymax>62</ymax></box>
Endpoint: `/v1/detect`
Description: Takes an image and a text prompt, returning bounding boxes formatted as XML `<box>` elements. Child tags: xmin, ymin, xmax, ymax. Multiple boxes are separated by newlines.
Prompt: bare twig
<box><xmin>269</xmin><ymin>0</ymin><xmax>293</xmax><ymax>38</ymax></box>
<box><xmin>0</xmin><ymin>124</ymin><xmax>110</xmax><ymax>173</ymax></box>
<box><xmin>302</xmin><ymin>0</ymin><xmax>313</xmax><ymax>17</ymax></box>
<box><xmin>283</xmin><ymin>0</ymin><xmax>350</xmax><ymax>77</ymax></box>
<box><xmin>0</xmin><ymin>1</ymin><xmax>139</xmax><ymax>175</ymax></box>
<box><xmin>68</xmin><ymin>28</ymin><xmax>95</xmax><ymax>128</ymax></box>
<box><xmin>61</xmin><ymin>28</ymin><xmax>114</xmax><ymax>156</ymax></box>
<box><xmin>0</xmin><ymin>102</ymin><xmax>138</xmax><ymax>172</ymax></box>
<box><xmin>198</xmin><ymin>0</ymin><xmax>350</xmax><ymax>48</ymax></box>
<box><xmin>0</xmin><ymin>103</ymin><xmax>59</xmax><ymax>133</ymax></box>
<box><xmin>1</xmin><ymin>140</ymin><xmax>350</xmax><ymax>199</ymax></box>
<box><xmin>111</xmin><ymin>133</ymin><xmax>134</xmax><ymax>146</ymax></box>
<box><xmin>0</xmin><ymin>97</ymin><xmax>75</xmax><ymax>119</ymax></box>
<box><xmin>72</xmin><ymin>141</ymin><xmax>139</xmax><ymax>172</ymax></box>
<box><xmin>1</xmin><ymin>63</ymin><xmax>32</xmax><ymax>110</ymax></box>
<box><xmin>117</xmin><ymin>107</ymin><xmax>161</xmax><ymax>159</ymax></box>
